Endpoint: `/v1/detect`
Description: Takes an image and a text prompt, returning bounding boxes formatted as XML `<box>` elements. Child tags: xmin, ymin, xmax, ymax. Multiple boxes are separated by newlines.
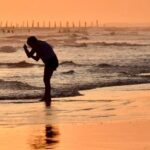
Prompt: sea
<box><xmin>0</xmin><ymin>26</ymin><xmax>150</xmax><ymax>100</ymax></box>
<box><xmin>0</xmin><ymin>27</ymin><xmax>150</xmax><ymax>150</ymax></box>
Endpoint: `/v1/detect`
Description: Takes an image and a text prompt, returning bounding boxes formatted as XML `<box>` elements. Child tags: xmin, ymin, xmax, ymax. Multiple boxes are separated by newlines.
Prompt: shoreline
<box><xmin>0</xmin><ymin>83</ymin><xmax>150</xmax><ymax>123</ymax></box>
<box><xmin>0</xmin><ymin>83</ymin><xmax>150</xmax><ymax>149</ymax></box>
<box><xmin>0</xmin><ymin>82</ymin><xmax>150</xmax><ymax>101</ymax></box>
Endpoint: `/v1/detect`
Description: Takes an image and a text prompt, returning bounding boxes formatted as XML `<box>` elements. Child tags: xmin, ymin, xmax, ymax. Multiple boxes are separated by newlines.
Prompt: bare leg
<box><xmin>43</xmin><ymin>67</ymin><xmax>54</xmax><ymax>106</ymax></box>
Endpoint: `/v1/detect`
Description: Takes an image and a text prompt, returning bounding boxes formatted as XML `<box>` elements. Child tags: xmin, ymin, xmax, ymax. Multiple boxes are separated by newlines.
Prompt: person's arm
<box><xmin>23</xmin><ymin>44</ymin><xmax>40</xmax><ymax>61</ymax></box>
<box><xmin>23</xmin><ymin>44</ymin><xmax>35</xmax><ymax>58</ymax></box>
<box><xmin>31</xmin><ymin>53</ymin><xmax>40</xmax><ymax>61</ymax></box>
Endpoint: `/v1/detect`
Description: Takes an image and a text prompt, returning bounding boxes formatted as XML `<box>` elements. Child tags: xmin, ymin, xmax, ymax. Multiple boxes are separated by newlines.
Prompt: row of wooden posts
<box><xmin>0</xmin><ymin>20</ymin><xmax>100</xmax><ymax>28</ymax></box>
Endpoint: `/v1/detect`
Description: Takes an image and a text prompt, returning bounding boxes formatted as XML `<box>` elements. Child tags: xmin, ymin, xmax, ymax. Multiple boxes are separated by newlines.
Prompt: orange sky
<box><xmin>0</xmin><ymin>0</ymin><xmax>150</xmax><ymax>25</ymax></box>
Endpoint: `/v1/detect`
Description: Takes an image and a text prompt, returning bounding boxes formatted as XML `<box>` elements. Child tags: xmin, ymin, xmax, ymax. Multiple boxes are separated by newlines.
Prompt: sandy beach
<box><xmin>0</xmin><ymin>84</ymin><xmax>150</xmax><ymax>150</ymax></box>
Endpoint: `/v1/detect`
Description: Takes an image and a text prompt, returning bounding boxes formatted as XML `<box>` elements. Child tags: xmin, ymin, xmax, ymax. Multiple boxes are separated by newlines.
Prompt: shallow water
<box><xmin>0</xmin><ymin>84</ymin><xmax>150</xmax><ymax>127</ymax></box>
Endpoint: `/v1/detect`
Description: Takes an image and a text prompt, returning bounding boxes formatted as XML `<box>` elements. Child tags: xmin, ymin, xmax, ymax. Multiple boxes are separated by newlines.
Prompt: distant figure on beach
<box><xmin>23</xmin><ymin>36</ymin><xmax>59</xmax><ymax>106</ymax></box>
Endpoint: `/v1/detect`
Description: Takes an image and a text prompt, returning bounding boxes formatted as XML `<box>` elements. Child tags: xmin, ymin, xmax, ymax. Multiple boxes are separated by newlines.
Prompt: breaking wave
<box><xmin>62</xmin><ymin>70</ymin><xmax>75</xmax><ymax>75</ymax></box>
<box><xmin>88</xmin><ymin>41</ymin><xmax>149</xmax><ymax>47</ymax></box>
<box><xmin>0</xmin><ymin>46</ymin><xmax>17</xmax><ymax>53</ymax></box>
<box><xmin>0</xmin><ymin>61</ymin><xmax>43</xmax><ymax>68</ymax></box>
<box><xmin>0</xmin><ymin>60</ymin><xmax>88</xmax><ymax>68</ymax></box>
<box><xmin>6</xmin><ymin>35</ymin><xmax>28</xmax><ymax>39</ymax></box>
<box><xmin>64</xmin><ymin>43</ymin><xmax>87</xmax><ymax>47</ymax></box>
<box><xmin>0</xmin><ymin>84</ymin><xmax>80</xmax><ymax>100</ymax></box>
<box><xmin>63</xmin><ymin>41</ymin><xmax>149</xmax><ymax>48</ymax></box>
<box><xmin>60</xmin><ymin>61</ymin><xmax>83</xmax><ymax>66</ymax></box>
<box><xmin>0</xmin><ymin>73</ymin><xmax>150</xmax><ymax>101</ymax></box>
<box><xmin>0</xmin><ymin>79</ymin><xmax>41</xmax><ymax>90</ymax></box>
<box><xmin>97</xmin><ymin>63</ymin><xmax>114</xmax><ymax>68</ymax></box>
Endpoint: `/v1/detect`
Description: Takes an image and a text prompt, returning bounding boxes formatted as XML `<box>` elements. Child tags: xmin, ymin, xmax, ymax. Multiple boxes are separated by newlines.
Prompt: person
<box><xmin>23</xmin><ymin>36</ymin><xmax>59</xmax><ymax>106</ymax></box>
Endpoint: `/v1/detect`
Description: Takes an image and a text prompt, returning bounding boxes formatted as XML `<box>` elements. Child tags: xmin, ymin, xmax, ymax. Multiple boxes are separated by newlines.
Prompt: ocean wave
<box><xmin>0</xmin><ymin>61</ymin><xmax>43</xmax><ymax>68</ymax></box>
<box><xmin>0</xmin><ymin>79</ymin><xmax>42</xmax><ymax>90</ymax></box>
<box><xmin>63</xmin><ymin>43</ymin><xmax>87</xmax><ymax>47</ymax></box>
<box><xmin>0</xmin><ymin>46</ymin><xmax>17</xmax><ymax>53</ymax></box>
<box><xmin>60</xmin><ymin>61</ymin><xmax>82</xmax><ymax>66</ymax></box>
<box><xmin>80</xmin><ymin>36</ymin><xmax>89</xmax><ymax>40</ymax></box>
<box><xmin>88</xmin><ymin>42</ymin><xmax>149</xmax><ymax>47</ymax></box>
<box><xmin>0</xmin><ymin>86</ymin><xmax>80</xmax><ymax>100</ymax></box>
<box><xmin>0</xmin><ymin>79</ymin><xmax>150</xmax><ymax>101</ymax></box>
<box><xmin>95</xmin><ymin>64</ymin><xmax>150</xmax><ymax>77</ymax></box>
<box><xmin>6</xmin><ymin>35</ymin><xmax>28</xmax><ymax>39</ymax></box>
<box><xmin>98</xmin><ymin>63</ymin><xmax>114</xmax><ymax>68</ymax></box>
<box><xmin>62</xmin><ymin>70</ymin><xmax>75</xmax><ymax>75</ymax></box>
<box><xmin>63</xmin><ymin>41</ymin><xmax>148</xmax><ymax>48</ymax></box>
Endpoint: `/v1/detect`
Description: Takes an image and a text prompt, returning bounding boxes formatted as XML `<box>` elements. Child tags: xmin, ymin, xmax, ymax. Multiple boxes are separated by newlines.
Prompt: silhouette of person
<box><xmin>23</xmin><ymin>36</ymin><xmax>59</xmax><ymax>105</ymax></box>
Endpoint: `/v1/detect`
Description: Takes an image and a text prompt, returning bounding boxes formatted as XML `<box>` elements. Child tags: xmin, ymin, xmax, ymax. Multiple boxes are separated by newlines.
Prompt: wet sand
<box><xmin>0</xmin><ymin>120</ymin><xmax>150</xmax><ymax>150</ymax></box>
<box><xmin>0</xmin><ymin>84</ymin><xmax>150</xmax><ymax>150</ymax></box>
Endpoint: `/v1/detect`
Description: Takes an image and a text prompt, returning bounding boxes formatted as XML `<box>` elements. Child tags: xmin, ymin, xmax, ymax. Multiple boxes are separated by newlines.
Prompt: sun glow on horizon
<box><xmin>0</xmin><ymin>0</ymin><xmax>150</xmax><ymax>25</ymax></box>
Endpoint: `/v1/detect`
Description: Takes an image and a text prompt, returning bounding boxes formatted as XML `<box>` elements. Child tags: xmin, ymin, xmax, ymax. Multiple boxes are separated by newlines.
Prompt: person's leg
<box><xmin>43</xmin><ymin>67</ymin><xmax>54</xmax><ymax>103</ymax></box>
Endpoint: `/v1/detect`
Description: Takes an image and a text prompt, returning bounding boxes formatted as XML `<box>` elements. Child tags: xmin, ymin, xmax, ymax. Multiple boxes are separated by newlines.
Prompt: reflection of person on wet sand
<box><xmin>23</xmin><ymin>36</ymin><xmax>59</xmax><ymax>106</ymax></box>
<box><xmin>29</xmin><ymin>124</ymin><xmax>59</xmax><ymax>150</ymax></box>
<box><xmin>45</xmin><ymin>125</ymin><xmax>59</xmax><ymax>145</ymax></box>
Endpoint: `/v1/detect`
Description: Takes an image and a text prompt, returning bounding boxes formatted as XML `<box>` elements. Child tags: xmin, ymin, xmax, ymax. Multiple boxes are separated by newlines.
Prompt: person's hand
<box><xmin>23</xmin><ymin>44</ymin><xmax>27</xmax><ymax>50</ymax></box>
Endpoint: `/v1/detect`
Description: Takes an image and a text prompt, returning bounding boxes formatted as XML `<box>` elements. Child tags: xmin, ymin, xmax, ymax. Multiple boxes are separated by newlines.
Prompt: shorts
<box><xmin>44</xmin><ymin>56</ymin><xmax>59</xmax><ymax>70</ymax></box>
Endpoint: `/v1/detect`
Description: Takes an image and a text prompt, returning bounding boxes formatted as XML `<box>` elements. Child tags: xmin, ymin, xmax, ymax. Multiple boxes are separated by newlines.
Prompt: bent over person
<box><xmin>23</xmin><ymin>36</ymin><xmax>59</xmax><ymax>106</ymax></box>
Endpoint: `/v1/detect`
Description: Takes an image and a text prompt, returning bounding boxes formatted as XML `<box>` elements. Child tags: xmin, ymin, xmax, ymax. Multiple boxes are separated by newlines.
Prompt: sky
<box><xmin>0</xmin><ymin>0</ymin><xmax>150</xmax><ymax>25</ymax></box>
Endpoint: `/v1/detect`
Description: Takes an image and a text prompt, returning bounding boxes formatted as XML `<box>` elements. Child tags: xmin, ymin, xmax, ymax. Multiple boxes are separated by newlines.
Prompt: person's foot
<box><xmin>40</xmin><ymin>96</ymin><xmax>51</xmax><ymax>106</ymax></box>
<box><xmin>45</xmin><ymin>100</ymin><xmax>51</xmax><ymax>107</ymax></box>
<box><xmin>43</xmin><ymin>97</ymin><xmax>51</xmax><ymax>107</ymax></box>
